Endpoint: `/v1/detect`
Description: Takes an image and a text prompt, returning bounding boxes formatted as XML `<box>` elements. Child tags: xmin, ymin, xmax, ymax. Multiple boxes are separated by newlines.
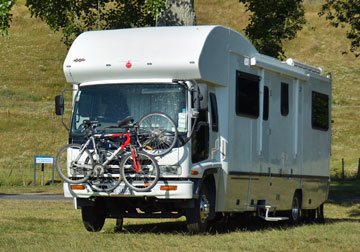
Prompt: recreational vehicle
<box><xmin>55</xmin><ymin>26</ymin><xmax>331</xmax><ymax>232</ymax></box>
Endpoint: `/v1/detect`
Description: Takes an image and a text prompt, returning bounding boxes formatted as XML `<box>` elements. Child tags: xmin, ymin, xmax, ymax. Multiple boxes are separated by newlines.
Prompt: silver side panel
<box><xmin>223</xmin><ymin>174</ymin><xmax>329</xmax><ymax>211</ymax></box>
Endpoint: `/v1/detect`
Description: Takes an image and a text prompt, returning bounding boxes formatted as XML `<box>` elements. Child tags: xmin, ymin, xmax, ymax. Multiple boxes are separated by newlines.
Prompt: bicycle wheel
<box><xmin>88</xmin><ymin>175</ymin><xmax>121</xmax><ymax>192</ymax></box>
<box><xmin>56</xmin><ymin>144</ymin><xmax>93</xmax><ymax>184</ymax></box>
<box><xmin>136</xmin><ymin>112</ymin><xmax>178</xmax><ymax>156</ymax></box>
<box><xmin>120</xmin><ymin>150</ymin><xmax>159</xmax><ymax>192</ymax></box>
<box><xmin>88</xmin><ymin>150</ymin><xmax>121</xmax><ymax>192</ymax></box>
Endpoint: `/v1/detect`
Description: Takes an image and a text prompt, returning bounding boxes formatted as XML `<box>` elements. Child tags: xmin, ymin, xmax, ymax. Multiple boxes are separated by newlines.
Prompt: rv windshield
<box><xmin>70</xmin><ymin>83</ymin><xmax>187</xmax><ymax>136</ymax></box>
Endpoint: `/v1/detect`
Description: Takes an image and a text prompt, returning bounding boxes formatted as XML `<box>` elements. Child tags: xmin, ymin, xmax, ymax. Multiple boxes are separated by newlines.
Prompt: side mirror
<box><xmin>198</xmin><ymin>84</ymin><xmax>208</xmax><ymax>111</ymax></box>
<box><xmin>192</xmin><ymin>83</ymin><xmax>208</xmax><ymax>111</ymax></box>
<box><xmin>55</xmin><ymin>95</ymin><xmax>64</xmax><ymax>115</ymax></box>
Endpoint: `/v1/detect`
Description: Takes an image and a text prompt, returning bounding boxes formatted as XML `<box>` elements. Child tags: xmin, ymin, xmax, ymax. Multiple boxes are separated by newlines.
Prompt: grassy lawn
<box><xmin>329</xmin><ymin>180</ymin><xmax>360</xmax><ymax>199</ymax></box>
<box><xmin>0</xmin><ymin>200</ymin><xmax>359</xmax><ymax>252</ymax></box>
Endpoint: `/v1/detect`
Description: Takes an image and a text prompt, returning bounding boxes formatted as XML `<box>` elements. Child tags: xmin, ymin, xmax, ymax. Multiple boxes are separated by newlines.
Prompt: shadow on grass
<box><xmin>329</xmin><ymin>179</ymin><xmax>360</xmax><ymax>199</ymax></box>
<box><xmin>108</xmin><ymin>216</ymin><xmax>339</xmax><ymax>235</ymax></box>
<box><xmin>325</xmin><ymin>218</ymin><xmax>360</xmax><ymax>224</ymax></box>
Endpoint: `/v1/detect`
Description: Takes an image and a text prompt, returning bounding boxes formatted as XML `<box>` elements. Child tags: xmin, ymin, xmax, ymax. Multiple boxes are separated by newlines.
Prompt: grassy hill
<box><xmin>0</xmin><ymin>0</ymin><xmax>359</xmax><ymax>186</ymax></box>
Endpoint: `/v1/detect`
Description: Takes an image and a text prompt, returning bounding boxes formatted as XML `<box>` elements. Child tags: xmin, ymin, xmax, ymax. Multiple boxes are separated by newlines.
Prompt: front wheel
<box><xmin>81</xmin><ymin>201</ymin><xmax>106</xmax><ymax>232</ymax></box>
<box><xmin>56</xmin><ymin>144</ymin><xmax>93</xmax><ymax>184</ymax></box>
<box><xmin>137</xmin><ymin>112</ymin><xmax>178</xmax><ymax>156</ymax></box>
<box><xmin>186</xmin><ymin>184</ymin><xmax>214</xmax><ymax>233</ymax></box>
<box><xmin>120</xmin><ymin>150</ymin><xmax>159</xmax><ymax>192</ymax></box>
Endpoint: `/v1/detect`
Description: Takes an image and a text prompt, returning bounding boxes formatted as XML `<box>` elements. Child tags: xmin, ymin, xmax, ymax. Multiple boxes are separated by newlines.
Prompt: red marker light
<box><xmin>125</xmin><ymin>61</ymin><xmax>132</xmax><ymax>68</ymax></box>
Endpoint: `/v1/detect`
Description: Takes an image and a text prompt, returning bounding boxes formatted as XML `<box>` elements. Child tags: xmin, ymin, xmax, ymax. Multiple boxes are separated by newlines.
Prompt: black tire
<box><xmin>81</xmin><ymin>203</ymin><xmax>106</xmax><ymax>232</ymax></box>
<box><xmin>56</xmin><ymin>144</ymin><xmax>93</xmax><ymax>184</ymax></box>
<box><xmin>316</xmin><ymin>203</ymin><xmax>325</xmax><ymax>223</ymax></box>
<box><xmin>137</xmin><ymin>112</ymin><xmax>178</xmax><ymax>156</ymax></box>
<box><xmin>302</xmin><ymin>209</ymin><xmax>316</xmax><ymax>223</ymax></box>
<box><xmin>288</xmin><ymin>192</ymin><xmax>302</xmax><ymax>224</ymax></box>
<box><xmin>186</xmin><ymin>184</ymin><xmax>214</xmax><ymax>233</ymax></box>
<box><xmin>120</xmin><ymin>150</ymin><xmax>159</xmax><ymax>192</ymax></box>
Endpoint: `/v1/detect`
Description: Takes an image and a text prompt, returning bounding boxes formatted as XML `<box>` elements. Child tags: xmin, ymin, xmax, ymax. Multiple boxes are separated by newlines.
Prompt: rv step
<box><xmin>257</xmin><ymin>205</ymin><xmax>289</xmax><ymax>222</ymax></box>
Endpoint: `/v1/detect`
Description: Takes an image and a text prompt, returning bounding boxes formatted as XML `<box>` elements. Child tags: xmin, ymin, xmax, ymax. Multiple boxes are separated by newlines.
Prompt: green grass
<box><xmin>0</xmin><ymin>0</ymin><xmax>360</xmax><ymax>188</ymax></box>
<box><xmin>329</xmin><ymin>180</ymin><xmax>360</xmax><ymax>198</ymax></box>
<box><xmin>0</xmin><ymin>183</ymin><xmax>63</xmax><ymax>194</ymax></box>
<box><xmin>0</xmin><ymin>200</ymin><xmax>359</xmax><ymax>252</ymax></box>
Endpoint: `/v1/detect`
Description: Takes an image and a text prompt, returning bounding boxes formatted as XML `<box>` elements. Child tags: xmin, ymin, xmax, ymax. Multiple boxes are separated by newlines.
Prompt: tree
<box><xmin>319</xmin><ymin>0</ymin><xmax>360</xmax><ymax>57</ymax></box>
<box><xmin>156</xmin><ymin>0</ymin><xmax>196</xmax><ymax>26</ymax></box>
<box><xmin>1</xmin><ymin>0</ymin><xmax>196</xmax><ymax>47</ymax></box>
<box><xmin>239</xmin><ymin>0</ymin><xmax>306</xmax><ymax>59</ymax></box>
<box><xmin>25</xmin><ymin>0</ymin><xmax>163</xmax><ymax>47</ymax></box>
<box><xmin>0</xmin><ymin>0</ymin><xmax>15</xmax><ymax>36</ymax></box>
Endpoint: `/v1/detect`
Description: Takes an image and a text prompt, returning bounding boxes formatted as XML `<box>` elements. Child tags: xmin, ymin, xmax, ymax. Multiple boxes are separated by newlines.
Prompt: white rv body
<box><xmin>61</xmin><ymin>26</ymin><xmax>331</xmax><ymax>230</ymax></box>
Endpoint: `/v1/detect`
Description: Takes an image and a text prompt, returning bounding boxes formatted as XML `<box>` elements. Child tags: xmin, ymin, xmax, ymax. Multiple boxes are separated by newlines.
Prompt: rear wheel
<box><xmin>56</xmin><ymin>144</ymin><xmax>93</xmax><ymax>184</ymax></box>
<box><xmin>137</xmin><ymin>112</ymin><xmax>178</xmax><ymax>156</ymax></box>
<box><xmin>288</xmin><ymin>192</ymin><xmax>302</xmax><ymax>224</ymax></box>
<box><xmin>302</xmin><ymin>209</ymin><xmax>316</xmax><ymax>223</ymax></box>
<box><xmin>120</xmin><ymin>150</ymin><xmax>159</xmax><ymax>192</ymax></box>
<box><xmin>316</xmin><ymin>203</ymin><xmax>325</xmax><ymax>223</ymax></box>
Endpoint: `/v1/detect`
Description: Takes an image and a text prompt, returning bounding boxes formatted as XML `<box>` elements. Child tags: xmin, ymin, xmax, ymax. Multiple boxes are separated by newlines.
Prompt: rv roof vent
<box><xmin>285</xmin><ymin>58</ymin><xmax>322</xmax><ymax>75</ymax></box>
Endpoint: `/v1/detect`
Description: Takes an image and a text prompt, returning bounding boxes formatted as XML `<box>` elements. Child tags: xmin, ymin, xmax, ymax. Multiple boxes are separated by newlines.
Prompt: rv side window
<box><xmin>263</xmin><ymin>86</ymin><xmax>269</xmax><ymax>121</ymax></box>
<box><xmin>209</xmin><ymin>93</ymin><xmax>218</xmax><ymax>132</ymax></box>
<box><xmin>281</xmin><ymin>82</ymin><xmax>289</xmax><ymax>116</ymax></box>
<box><xmin>236</xmin><ymin>71</ymin><xmax>259</xmax><ymax>118</ymax></box>
<box><xmin>312</xmin><ymin>91</ymin><xmax>329</xmax><ymax>131</ymax></box>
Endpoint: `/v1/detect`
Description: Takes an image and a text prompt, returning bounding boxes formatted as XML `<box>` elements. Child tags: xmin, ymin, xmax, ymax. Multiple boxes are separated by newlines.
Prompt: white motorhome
<box><xmin>56</xmin><ymin>25</ymin><xmax>331</xmax><ymax>232</ymax></box>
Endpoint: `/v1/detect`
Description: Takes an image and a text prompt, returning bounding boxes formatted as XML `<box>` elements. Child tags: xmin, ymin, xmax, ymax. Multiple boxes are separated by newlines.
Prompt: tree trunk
<box><xmin>156</xmin><ymin>0</ymin><xmax>196</xmax><ymax>26</ymax></box>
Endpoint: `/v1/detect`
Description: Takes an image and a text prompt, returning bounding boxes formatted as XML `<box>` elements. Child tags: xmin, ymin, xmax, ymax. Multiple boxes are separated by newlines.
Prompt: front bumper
<box><xmin>63</xmin><ymin>180</ymin><xmax>194</xmax><ymax>199</ymax></box>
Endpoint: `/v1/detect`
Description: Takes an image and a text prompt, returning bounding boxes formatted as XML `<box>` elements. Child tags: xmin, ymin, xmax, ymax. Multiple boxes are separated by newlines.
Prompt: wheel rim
<box><xmin>291</xmin><ymin>196</ymin><xmax>300</xmax><ymax>220</ymax></box>
<box><xmin>137</xmin><ymin>113</ymin><xmax>178</xmax><ymax>156</ymax></box>
<box><xmin>199</xmin><ymin>194</ymin><xmax>210</xmax><ymax>223</ymax></box>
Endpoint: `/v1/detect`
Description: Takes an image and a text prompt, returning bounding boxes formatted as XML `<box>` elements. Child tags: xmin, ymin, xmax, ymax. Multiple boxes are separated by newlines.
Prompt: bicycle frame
<box><xmin>101</xmin><ymin>132</ymin><xmax>131</xmax><ymax>167</ymax></box>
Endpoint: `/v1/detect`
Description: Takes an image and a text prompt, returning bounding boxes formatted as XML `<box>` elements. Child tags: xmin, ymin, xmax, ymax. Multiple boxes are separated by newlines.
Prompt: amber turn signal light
<box><xmin>160</xmin><ymin>186</ymin><xmax>177</xmax><ymax>191</ymax></box>
<box><xmin>71</xmin><ymin>185</ymin><xmax>85</xmax><ymax>190</ymax></box>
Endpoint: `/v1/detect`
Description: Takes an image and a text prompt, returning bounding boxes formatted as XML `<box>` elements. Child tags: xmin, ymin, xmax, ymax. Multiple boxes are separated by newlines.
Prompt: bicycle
<box><xmin>55</xmin><ymin>112</ymin><xmax>178</xmax><ymax>192</ymax></box>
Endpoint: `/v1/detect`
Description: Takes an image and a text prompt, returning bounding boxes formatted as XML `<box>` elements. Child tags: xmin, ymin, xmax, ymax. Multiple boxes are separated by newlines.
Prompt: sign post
<box><xmin>34</xmin><ymin>155</ymin><xmax>54</xmax><ymax>186</ymax></box>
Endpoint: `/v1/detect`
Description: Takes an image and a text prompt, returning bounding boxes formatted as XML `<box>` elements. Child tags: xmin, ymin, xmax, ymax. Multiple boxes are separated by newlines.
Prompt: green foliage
<box><xmin>0</xmin><ymin>0</ymin><xmax>15</xmax><ymax>36</ymax></box>
<box><xmin>239</xmin><ymin>0</ymin><xmax>306</xmax><ymax>59</ymax></box>
<box><xmin>145</xmin><ymin>0</ymin><xmax>166</xmax><ymax>19</ymax></box>
<box><xmin>25</xmin><ymin>0</ymin><xmax>158</xmax><ymax>47</ymax></box>
<box><xmin>319</xmin><ymin>0</ymin><xmax>360</xmax><ymax>57</ymax></box>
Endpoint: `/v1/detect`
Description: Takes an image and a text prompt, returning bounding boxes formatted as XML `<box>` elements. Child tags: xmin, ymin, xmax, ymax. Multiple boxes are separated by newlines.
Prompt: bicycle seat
<box><xmin>118</xmin><ymin>116</ymin><xmax>134</xmax><ymax>127</ymax></box>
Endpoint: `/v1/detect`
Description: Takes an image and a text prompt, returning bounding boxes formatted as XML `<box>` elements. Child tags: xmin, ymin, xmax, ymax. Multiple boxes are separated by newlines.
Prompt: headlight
<box><xmin>159</xmin><ymin>165</ymin><xmax>182</xmax><ymax>176</ymax></box>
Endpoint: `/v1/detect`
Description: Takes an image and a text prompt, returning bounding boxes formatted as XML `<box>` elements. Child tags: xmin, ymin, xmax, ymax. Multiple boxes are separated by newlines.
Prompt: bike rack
<box><xmin>33</xmin><ymin>155</ymin><xmax>54</xmax><ymax>186</ymax></box>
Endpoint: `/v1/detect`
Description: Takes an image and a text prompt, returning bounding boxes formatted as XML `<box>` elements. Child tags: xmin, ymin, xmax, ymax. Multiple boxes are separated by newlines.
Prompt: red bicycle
<box><xmin>56</xmin><ymin>112</ymin><xmax>178</xmax><ymax>192</ymax></box>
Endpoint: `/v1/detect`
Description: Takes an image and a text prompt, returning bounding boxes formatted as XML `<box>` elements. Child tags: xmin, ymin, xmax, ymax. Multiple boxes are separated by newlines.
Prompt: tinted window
<box><xmin>312</xmin><ymin>91</ymin><xmax>329</xmax><ymax>131</ymax></box>
<box><xmin>236</xmin><ymin>71</ymin><xmax>259</xmax><ymax>118</ymax></box>
<box><xmin>281</xmin><ymin>82</ymin><xmax>289</xmax><ymax>116</ymax></box>
<box><xmin>210</xmin><ymin>93</ymin><xmax>219</xmax><ymax>132</ymax></box>
<box><xmin>192</xmin><ymin>108</ymin><xmax>209</xmax><ymax>163</ymax></box>
<box><xmin>263</xmin><ymin>86</ymin><xmax>269</xmax><ymax>121</ymax></box>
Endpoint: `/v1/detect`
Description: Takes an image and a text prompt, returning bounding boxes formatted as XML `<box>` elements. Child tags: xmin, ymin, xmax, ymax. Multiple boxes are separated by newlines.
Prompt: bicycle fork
<box><xmin>132</xmin><ymin>148</ymin><xmax>141</xmax><ymax>173</ymax></box>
